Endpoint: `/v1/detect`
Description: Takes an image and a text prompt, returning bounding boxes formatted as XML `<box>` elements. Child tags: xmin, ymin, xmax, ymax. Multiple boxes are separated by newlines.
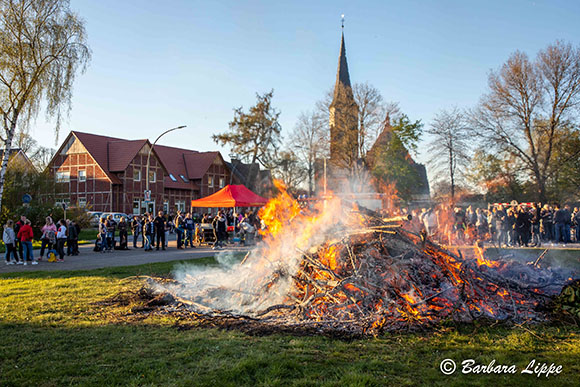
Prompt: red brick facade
<box><xmin>48</xmin><ymin>131</ymin><xmax>233</xmax><ymax>215</ymax></box>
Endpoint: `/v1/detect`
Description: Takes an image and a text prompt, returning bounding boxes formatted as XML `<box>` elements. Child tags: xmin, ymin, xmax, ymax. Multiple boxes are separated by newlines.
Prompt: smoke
<box><xmin>155</xmin><ymin>196</ymin><xmax>347</xmax><ymax>315</ymax></box>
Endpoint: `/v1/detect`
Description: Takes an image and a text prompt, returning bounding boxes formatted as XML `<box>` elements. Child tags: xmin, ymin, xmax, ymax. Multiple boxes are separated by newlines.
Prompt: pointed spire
<box><xmin>336</xmin><ymin>31</ymin><xmax>352</xmax><ymax>89</ymax></box>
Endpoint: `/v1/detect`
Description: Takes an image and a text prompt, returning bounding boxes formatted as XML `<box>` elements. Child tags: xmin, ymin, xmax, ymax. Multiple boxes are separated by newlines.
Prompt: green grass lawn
<box><xmin>1</xmin><ymin>259</ymin><xmax>579</xmax><ymax>386</ymax></box>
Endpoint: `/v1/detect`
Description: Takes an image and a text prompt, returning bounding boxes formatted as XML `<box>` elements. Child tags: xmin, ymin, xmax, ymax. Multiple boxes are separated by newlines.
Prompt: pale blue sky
<box><xmin>31</xmin><ymin>0</ymin><xmax>580</xmax><ymax>169</ymax></box>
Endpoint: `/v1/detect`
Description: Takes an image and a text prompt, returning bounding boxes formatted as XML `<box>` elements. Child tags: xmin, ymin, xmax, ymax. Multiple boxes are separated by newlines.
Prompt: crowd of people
<box><xmin>96</xmin><ymin>209</ymin><xmax>261</xmax><ymax>253</ymax></box>
<box><xmin>9</xmin><ymin>200</ymin><xmax>575</xmax><ymax>265</ymax></box>
<box><xmin>413</xmin><ymin>203</ymin><xmax>580</xmax><ymax>247</ymax></box>
<box><xmin>3</xmin><ymin>215</ymin><xmax>80</xmax><ymax>265</ymax></box>
<box><xmin>3</xmin><ymin>208</ymin><xmax>263</xmax><ymax>265</ymax></box>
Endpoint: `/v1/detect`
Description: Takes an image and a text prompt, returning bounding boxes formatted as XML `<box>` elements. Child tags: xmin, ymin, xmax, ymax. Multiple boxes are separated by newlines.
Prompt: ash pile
<box><xmin>150</xmin><ymin>189</ymin><xmax>576</xmax><ymax>337</ymax></box>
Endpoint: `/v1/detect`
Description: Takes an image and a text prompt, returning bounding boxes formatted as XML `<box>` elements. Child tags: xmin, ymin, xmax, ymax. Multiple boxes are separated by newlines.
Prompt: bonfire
<box><xmin>146</xmin><ymin>184</ymin><xmax>576</xmax><ymax>336</ymax></box>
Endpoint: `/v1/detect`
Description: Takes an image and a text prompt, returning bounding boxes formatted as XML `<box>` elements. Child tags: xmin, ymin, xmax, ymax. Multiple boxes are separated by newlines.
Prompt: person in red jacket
<box><xmin>17</xmin><ymin>219</ymin><xmax>37</xmax><ymax>265</ymax></box>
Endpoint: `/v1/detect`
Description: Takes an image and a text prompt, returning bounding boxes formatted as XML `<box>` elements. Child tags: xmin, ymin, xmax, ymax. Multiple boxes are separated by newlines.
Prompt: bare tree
<box><xmin>0</xmin><ymin>0</ymin><xmax>90</xmax><ymax>209</ymax></box>
<box><xmin>426</xmin><ymin>107</ymin><xmax>471</xmax><ymax>201</ymax></box>
<box><xmin>289</xmin><ymin>110</ymin><xmax>328</xmax><ymax>195</ymax></box>
<box><xmin>272</xmin><ymin>150</ymin><xmax>306</xmax><ymax>194</ymax></box>
<box><xmin>469</xmin><ymin>41</ymin><xmax>580</xmax><ymax>202</ymax></box>
<box><xmin>354</xmin><ymin>82</ymin><xmax>390</xmax><ymax>157</ymax></box>
<box><xmin>316</xmin><ymin>83</ymin><xmax>400</xmax><ymax>159</ymax></box>
<box><xmin>0</xmin><ymin>128</ymin><xmax>55</xmax><ymax>170</ymax></box>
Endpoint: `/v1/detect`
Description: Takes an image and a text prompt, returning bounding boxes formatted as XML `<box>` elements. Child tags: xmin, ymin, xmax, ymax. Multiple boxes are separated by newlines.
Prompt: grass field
<box><xmin>1</xmin><ymin>258</ymin><xmax>579</xmax><ymax>386</ymax></box>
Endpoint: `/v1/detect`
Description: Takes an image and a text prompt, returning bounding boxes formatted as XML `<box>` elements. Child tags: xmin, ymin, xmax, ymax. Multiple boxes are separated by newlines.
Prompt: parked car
<box><xmin>100</xmin><ymin>212</ymin><xmax>130</xmax><ymax>223</ymax></box>
<box><xmin>87</xmin><ymin>211</ymin><xmax>103</xmax><ymax>227</ymax></box>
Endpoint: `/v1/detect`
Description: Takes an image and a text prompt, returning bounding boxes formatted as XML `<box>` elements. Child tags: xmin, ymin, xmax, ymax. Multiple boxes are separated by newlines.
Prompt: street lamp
<box><xmin>145</xmin><ymin>125</ymin><xmax>186</xmax><ymax>207</ymax></box>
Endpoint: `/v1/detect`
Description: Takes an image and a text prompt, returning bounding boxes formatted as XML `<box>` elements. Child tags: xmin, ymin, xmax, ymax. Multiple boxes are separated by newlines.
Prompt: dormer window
<box><xmin>169</xmin><ymin>174</ymin><xmax>177</xmax><ymax>182</ymax></box>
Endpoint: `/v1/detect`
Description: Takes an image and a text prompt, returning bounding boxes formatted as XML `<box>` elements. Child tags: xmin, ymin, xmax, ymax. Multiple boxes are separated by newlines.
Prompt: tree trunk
<box><xmin>536</xmin><ymin>175</ymin><xmax>548</xmax><ymax>204</ymax></box>
<box><xmin>449</xmin><ymin>144</ymin><xmax>455</xmax><ymax>203</ymax></box>
<box><xmin>307</xmin><ymin>164</ymin><xmax>313</xmax><ymax>196</ymax></box>
<box><xmin>0</xmin><ymin>119</ymin><xmax>17</xmax><ymax>210</ymax></box>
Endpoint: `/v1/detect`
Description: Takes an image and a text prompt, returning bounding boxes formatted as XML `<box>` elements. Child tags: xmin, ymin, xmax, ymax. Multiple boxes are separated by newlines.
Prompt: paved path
<box><xmin>0</xmin><ymin>238</ymin><xmax>251</xmax><ymax>274</ymax></box>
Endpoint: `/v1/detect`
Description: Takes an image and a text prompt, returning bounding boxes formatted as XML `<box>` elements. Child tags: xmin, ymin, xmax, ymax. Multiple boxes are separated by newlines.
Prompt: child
<box><xmin>3</xmin><ymin>220</ymin><xmax>18</xmax><ymax>265</ymax></box>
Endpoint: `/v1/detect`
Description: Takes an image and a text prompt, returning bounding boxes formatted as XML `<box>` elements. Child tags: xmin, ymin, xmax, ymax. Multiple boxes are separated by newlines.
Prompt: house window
<box><xmin>55</xmin><ymin>198</ymin><xmax>71</xmax><ymax>207</ymax></box>
<box><xmin>78</xmin><ymin>170</ymin><xmax>86</xmax><ymax>182</ymax></box>
<box><xmin>163</xmin><ymin>201</ymin><xmax>169</xmax><ymax>214</ymax></box>
<box><xmin>133</xmin><ymin>169</ymin><xmax>141</xmax><ymax>181</ymax></box>
<box><xmin>169</xmin><ymin>174</ymin><xmax>177</xmax><ymax>182</ymax></box>
<box><xmin>176</xmin><ymin>200</ymin><xmax>186</xmax><ymax>213</ymax></box>
<box><xmin>208</xmin><ymin>176</ymin><xmax>213</xmax><ymax>188</ymax></box>
<box><xmin>78</xmin><ymin>198</ymin><xmax>87</xmax><ymax>207</ymax></box>
<box><xmin>56</xmin><ymin>171</ymin><xmax>70</xmax><ymax>183</ymax></box>
<box><xmin>149</xmin><ymin>171</ymin><xmax>156</xmax><ymax>183</ymax></box>
<box><xmin>219</xmin><ymin>177</ymin><xmax>225</xmax><ymax>188</ymax></box>
<box><xmin>180</xmin><ymin>174</ymin><xmax>188</xmax><ymax>183</ymax></box>
<box><xmin>133</xmin><ymin>198</ymin><xmax>140</xmax><ymax>215</ymax></box>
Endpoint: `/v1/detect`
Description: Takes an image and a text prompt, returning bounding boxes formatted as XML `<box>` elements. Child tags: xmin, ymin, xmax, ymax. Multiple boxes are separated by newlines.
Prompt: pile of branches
<box><xmin>133</xmin><ymin>212</ymin><xmax>575</xmax><ymax>337</ymax></box>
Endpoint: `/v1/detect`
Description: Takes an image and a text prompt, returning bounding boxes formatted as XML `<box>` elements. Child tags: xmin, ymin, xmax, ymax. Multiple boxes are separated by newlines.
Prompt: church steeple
<box><xmin>329</xmin><ymin>20</ymin><xmax>359</xmax><ymax>166</ymax></box>
<box><xmin>336</xmin><ymin>32</ymin><xmax>351</xmax><ymax>89</ymax></box>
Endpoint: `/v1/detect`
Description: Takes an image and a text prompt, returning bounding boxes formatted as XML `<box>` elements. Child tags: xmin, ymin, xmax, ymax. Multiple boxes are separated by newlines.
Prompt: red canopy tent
<box><xmin>190</xmin><ymin>184</ymin><xmax>268</xmax><ymax>208</ymax></box>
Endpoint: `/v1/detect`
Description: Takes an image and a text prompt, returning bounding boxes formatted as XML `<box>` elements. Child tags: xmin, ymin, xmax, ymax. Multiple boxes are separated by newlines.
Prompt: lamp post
<box><xmin>146</xmin><ymin>125</ymin><xmax>186</xmax><ymax>211</ymax></box>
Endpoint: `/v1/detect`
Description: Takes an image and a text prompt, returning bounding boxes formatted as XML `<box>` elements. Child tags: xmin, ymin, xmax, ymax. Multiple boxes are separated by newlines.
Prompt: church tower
<box><xmin>329</xmin><ymin>27</ymin><xmax>359</xmax><ymax>167</ymax></box>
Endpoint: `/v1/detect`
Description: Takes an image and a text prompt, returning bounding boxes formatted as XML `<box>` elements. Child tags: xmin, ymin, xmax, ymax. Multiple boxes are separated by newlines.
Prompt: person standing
<box><xmin>39</xmin><ymin>216</ymin><xmax>57</xmax><ymax>261</ymax></box>
<box><xmin>98</xmin><ymin>218</ymin><xmax>108</xmax><ymax>253</ymax></box>
<box><xmin>3</xmin><ymin>220</ymin><xmax>18</xmax><ymax>265</ymax></box>
<box><xmin>184</xmin><ymin>212</ymin><xmax>196</xmax><ymax>248</ymax></box>
<box><xmin>13</xmin><ymin>215</ymin><xmax>26</xmax><ymax>263</ymax></box>
<box><xmin>495</xmin><ymin>205</ymin><xmax>507</xmax><ymax>247</ymax></box>
<box><xmin>17</xmin><ymin>219</ymin><xmax>36</xmax><ymax>265</ymax></box>
<box><xmin>153</xmin><ymin>211</ymin><xmax>166</xmax><ymax>250</ymax></box>
<box><xmin>131</xmin><ymin>216</ymin><xmax>142</xmax><ymax>248</ymax></box>
<box><xmin>554</xmin><ymin>205</ymin><xmax>566</xmax><ymax>244</ymax></box>
<box><xmin>105</xmin><ymin>215</ymin><xmax>116</xmax><ymax>250</ymax></box>
<box><xmin>563</xmin><ymin>205</ymin><xmax>572</xmax><ymax>244</ymax></box>
<box><xmin>144</xmin><ymin>216</ymin><xmax>154</xmax><ymax>251</ymax></box>
<box><xmin>164</xmin><ymin>217</ymin><xmax>171</xmax><ymax>248</ymax></box>
<box><xmin>118</xmin><ymin>217</ymin><xmax>129</xmax><ymax>250</ymax></box>
<box><xmin>74</xmin><ymin>221</ymin><xmax>81</xmax><ymax>255</ymax></box>
<box><xmin>55</xmin><ymin>219</ymin><xmax>68</xmax><ymax>261</ymax></box>
<box><xmin>67</xmin><ymin>220</ymin><xmax>79</xmax><ymax>256</ymax></box>
<box><xmin>530</xmin><ymin>204</ymin><xmax>541</xmax><ymax>247</ymax></box>
<box><xmin>540</xmin><ymin>204</ymin><xmax>553</xmax><ymax>242</ymax></box>
<box><xmin>573</xmin><ymin>207</ymin><xmax>580</xmax><ymax>243</ymax></box>
<box><xmin>212</xmin><ymin>210</ymin><xmax>227</xmax><ymax>250</ymax></box>
<box><xmin>174</xmin><ymin>211</ymin><xmax>184</xmax><ymax>249</ymax></box>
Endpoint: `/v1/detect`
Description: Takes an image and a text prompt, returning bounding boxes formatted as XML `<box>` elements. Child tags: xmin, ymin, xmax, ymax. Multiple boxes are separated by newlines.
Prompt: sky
<box><xmin>30</xmin><ymin>0</ymin><xmax>580</xmax><ymax>173</ymax></box>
